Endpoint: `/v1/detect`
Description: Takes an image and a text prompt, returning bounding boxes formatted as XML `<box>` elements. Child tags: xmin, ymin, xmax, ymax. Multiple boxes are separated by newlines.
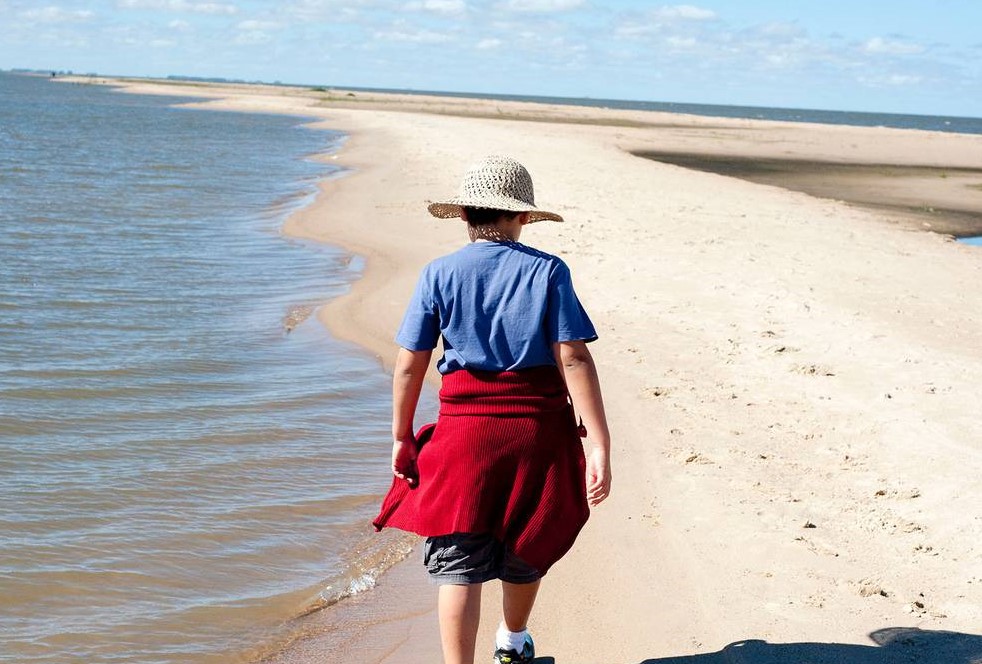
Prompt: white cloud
<box><xmin>754</xmin><ymin>21</ymin><xmax>804</xmax><ymax>38</ymax></box>
<box><xmin>615</xmin><ymin>4</ymin><xmax>717</xmax><ymax>39</ymax></box>
<box><xmin>614</xmin><ymin>22</ymin><xmax>654</xmax><ymax>38</ymax></box>
<box><xmin>858</xmin><ymin>72</ymin><xmax>924</xmax><ymax>86</ymax></box>
<box><xmin>863</xmin><ymin>37</ymin><xmax>925</xmax><ymax>55</ymax></box>
<box><xmin>737</xmin><ymin>23</ymin><xmax>814</xmax><ymax>69</ymax></box>
<box><xmin>666</xmin><ymin>36</ymin><xmax>696</xmax><ymax>48</ymax></box>
<box><xmin>404</xmin><ymin>0</ymin><xmax>466</xmax><ymax>14</ymax></box>
<box><xmin>150</xmin><ymin>38</ymin><xmax>176</xmax><ymax>47</ymax></box>
<box><xmin>19</xmin><ymin>6</ymin><xmax>94</xmax><ymax>22</ymax></box>
<box><xmin>373</xmin><ymin>26</ymin><xmax>452</xmax><ymax>43</ymax></box>
<box><xmin>612</xmin><ymin>10</ymin><xmax>842</xmax><ymax>80</ymax></box>
<box><xmin>234</xmin><ymin>30</ymin><xmax>272</xmax><ymax>44</ymax></box>
<box><xmin>169</xmin><ymin>19</ymin><xmax>191</xmax><ymax>30</ymax></box>
<box><xmin>477</xmin><ymin>37</ymin><xmax>502</xmax><ymax>50</ymax></box>
<box><xmin>115</xmin><ymin>0</ymin><xmax>238</xmax><ymax>15</ymax></box>
<box><xmin>237</xmin><ymin>19</ymin><xmax>281</xmax><ymax>30</ymax></box>
<box><xmin>653</xmin><ymin>5</ymin><xmax>716</xmax><ymax>21</ymax></box>
<box><xmin>115</xmin><ymin>35</ymin><xmax>140</xmax><ymax>45</ymax></box>
<box><xmin>282</xmin><ymin>0</ymin><xmax>372</xmax><ymax>21</ymax></box>
<box><xmin>888</xmin><ymin>74</ymin><xmax>922</xmax><ymax>85</ymax></box>
<box><xmin>497</xmin><ymin>0</ymin><xmax>584</xmax><ymax>13</ymax></box>
<box><xmin>756</xmin><ymin>42</ymin><xmax>810</xmax><ymax>69</ymax></box>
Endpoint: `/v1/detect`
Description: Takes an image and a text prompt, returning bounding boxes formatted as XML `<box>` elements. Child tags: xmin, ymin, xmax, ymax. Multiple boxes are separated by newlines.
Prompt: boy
<box><xmin>374</xmin><ymin>155</ymin><xmax>611</xmax><ymax>664</ymax></box>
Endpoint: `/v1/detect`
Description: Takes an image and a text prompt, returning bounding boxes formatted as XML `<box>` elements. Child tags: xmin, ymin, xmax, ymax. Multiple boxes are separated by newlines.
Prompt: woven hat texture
<box><xmin>427</xmin><ymin>155</ymin><xmax>563</xmax><ymax>223</ymax></box>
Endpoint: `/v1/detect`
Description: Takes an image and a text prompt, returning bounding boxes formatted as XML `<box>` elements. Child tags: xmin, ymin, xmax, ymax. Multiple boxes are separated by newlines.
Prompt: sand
<box><xmin>65</xmin><ymin>77</ymin><xmax>982</xmax><ymax>662</ymax></box>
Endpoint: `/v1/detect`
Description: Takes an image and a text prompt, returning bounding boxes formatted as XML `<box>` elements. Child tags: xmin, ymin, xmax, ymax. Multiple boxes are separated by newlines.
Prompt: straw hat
<box><xmin>427</xmin><ymin>155</ymin><xmax>564</xmax><ymax>223</ymax></box>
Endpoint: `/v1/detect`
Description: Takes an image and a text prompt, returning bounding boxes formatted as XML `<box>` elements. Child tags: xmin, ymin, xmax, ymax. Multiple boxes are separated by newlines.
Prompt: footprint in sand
<box><xmin>874</xmin><ymin>487</ymin><xmax>922</xmax><ymax>500</ymax></box>
<box><xmin>791</xmin><ymin>363</ymin><xmax>836</xmax><ymax>376</ymax></box>
<box><xmin>857</xmin><ymin>577</ymin><xmax>891</xmax><ymax>598</ymax></box>
<box><xmin>770</xmin><ymin>344</ymin><xmax>801</xmax><ymax>354</ymax></box>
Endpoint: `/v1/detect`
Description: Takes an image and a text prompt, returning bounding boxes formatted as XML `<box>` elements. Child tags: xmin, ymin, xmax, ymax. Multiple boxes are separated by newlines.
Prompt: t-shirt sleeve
<box><xmin>546</xmin><ymin>260</ymin><xmax>598</xmax><ymax>344</ymax></box>
<box><xmin>395</xmin><ymin>265</ymin><xmax>442</xmax><ymax>351</ymax></box>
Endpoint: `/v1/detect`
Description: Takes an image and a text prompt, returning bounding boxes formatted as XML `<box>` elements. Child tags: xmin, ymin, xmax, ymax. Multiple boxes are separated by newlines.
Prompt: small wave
<box><xmin>304</xmin><ymin>532</ymin><xmax>416</xmax><ymax>614</ymax></box>
<box><xmin>147</xmin><ymin>163</ymin><xmax>193</xmax><ymax>172</ymax></box>
<box><xmin>300</xmin><ymin>574</ymin><xmax>377</xmax><ymax>616</ymax></box>
<box><xmin>235</xmin><ymin>533</ymin><xmax>417</xmax><ymax>664</ymax></box>
<box><xmin>282</xmin><ymin>304</ymin><xmax>314</xmax><ymax>333</ymax></box>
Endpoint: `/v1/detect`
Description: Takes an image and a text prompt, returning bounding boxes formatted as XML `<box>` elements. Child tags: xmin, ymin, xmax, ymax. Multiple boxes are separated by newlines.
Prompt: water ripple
<box><xmin>0</xmin><ymin>73</ymin><xmax>428</xmax><ymax>664</ymax></box>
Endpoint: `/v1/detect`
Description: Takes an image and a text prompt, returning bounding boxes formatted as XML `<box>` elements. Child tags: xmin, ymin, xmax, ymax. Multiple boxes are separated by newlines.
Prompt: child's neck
<box><xmin>468</xmin><ymin>221</ymin><xmax>522</xmax><ymax>243</ymax></box>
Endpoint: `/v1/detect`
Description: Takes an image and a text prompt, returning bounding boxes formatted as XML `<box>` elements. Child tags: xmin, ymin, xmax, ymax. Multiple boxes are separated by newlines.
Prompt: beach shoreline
<box><xmin>62</xmin><ymin>75</ymin><xmax>982</xmax><ymax>243</ymax></box>
<box><xmin>60</xmin><ymin>76</ymin><xmax>982</xmax><ymax>663</ymax></box>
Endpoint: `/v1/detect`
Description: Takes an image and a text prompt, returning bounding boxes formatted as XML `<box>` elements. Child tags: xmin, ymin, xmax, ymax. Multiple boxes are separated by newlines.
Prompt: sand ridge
<box><xmin>64</xmin><ymin>77</ymin><xmax>982</xmax><ymax>663</ymax></box>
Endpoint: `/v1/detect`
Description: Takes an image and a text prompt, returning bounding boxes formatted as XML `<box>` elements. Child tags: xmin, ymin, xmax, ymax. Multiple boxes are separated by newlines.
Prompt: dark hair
<box><xmin>462</xmin><ymin>206</ymin><xmax>516</xmax><ymax>227</ymax></box>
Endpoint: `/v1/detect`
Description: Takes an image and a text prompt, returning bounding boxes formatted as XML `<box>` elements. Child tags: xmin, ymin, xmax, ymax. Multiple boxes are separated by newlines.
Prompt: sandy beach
<box><xmin>67</xmin><ymin>77</ymin><xmax>982</xmax><ymax>663</ymax></box>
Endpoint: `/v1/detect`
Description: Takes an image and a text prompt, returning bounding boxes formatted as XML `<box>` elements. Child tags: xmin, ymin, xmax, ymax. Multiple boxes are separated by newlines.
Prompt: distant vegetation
<box><xmin>8</xmin><ymin>67</ymin><xmax>91</xmax><ymax>77</ymax></box>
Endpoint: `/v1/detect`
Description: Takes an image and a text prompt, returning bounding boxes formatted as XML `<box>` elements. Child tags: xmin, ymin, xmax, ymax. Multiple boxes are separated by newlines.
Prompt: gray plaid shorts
<box><xmin>423</xmin><ymin>533</ymin><xmax>541</xmax><ymax>585</ymax></box>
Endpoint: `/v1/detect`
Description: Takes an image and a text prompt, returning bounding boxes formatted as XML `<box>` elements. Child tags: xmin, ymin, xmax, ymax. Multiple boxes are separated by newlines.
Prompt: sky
<box><xmin>1</xmin><ymin>0</ymin><xmax>979</xmax><ymax>117</ymax></box>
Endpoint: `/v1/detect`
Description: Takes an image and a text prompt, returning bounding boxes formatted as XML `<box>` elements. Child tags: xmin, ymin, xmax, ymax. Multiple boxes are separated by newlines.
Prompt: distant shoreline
<box><xmin>34</xmin><ymin>70</ymin><xmax>982</xmax><ymax>134</ymax></box>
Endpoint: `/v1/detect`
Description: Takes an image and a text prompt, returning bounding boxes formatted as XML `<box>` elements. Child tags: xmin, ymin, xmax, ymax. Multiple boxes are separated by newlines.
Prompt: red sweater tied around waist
<box><xmin>373</xmin><ymin>366</ymin><xmax>589</xmax><ymax>575</ymax></box>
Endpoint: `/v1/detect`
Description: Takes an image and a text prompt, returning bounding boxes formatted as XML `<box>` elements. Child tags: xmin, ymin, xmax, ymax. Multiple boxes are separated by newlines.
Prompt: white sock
<box><xmin>496</xmin><ymin>622</ymin><xmax>528</xmax><ymax>652</ymax></box>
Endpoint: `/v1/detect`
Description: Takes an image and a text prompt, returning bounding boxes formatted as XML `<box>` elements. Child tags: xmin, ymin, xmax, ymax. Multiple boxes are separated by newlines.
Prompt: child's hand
<box><xmin>586</xmin><ymin>446</ymin><xmax>611</xmax><ymax>506</ymax></box>
<box><xmin>392</xmin><ymin>439</ymin><xmax>419</xmax><ymax>486</ymax></box>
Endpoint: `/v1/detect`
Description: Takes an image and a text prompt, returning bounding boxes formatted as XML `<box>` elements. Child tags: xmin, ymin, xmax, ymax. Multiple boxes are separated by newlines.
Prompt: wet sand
<box><xmin>62</xmin><ymin>77</ymin><xmax>982</xmax><ymax>663</ymax></box>
<box><xmin>634</xmin><ymin>151</ymin><xmax>982</xmax><ymax>237</ymax></box>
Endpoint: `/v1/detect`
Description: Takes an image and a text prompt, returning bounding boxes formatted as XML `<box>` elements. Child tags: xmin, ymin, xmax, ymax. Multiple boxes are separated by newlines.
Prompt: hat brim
<box><xmin>427</xmin><ymin>199</ymin><xmax>564</xmax><ymax>223</ymax></box>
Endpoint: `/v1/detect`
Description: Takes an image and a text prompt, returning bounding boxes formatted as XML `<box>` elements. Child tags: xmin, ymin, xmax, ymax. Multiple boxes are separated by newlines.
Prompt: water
<box><xmin>0</xmin><ymin>73</ymin><xmax>418</xmax><ymax>663</ymax></box>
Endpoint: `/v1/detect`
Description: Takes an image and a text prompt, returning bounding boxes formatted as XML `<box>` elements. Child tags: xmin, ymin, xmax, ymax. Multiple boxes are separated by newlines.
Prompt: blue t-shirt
<box><xmin>396</xmin><ymin>241</ymin><xmax>597</xmax><ymax>374</ymax></box>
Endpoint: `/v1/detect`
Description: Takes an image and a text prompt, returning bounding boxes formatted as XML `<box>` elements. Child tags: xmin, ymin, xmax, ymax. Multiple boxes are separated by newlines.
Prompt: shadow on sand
<box><xmin>638</xmin><ymin>627</ymin><xmax>982</xmax><ymax>664</ymax></box>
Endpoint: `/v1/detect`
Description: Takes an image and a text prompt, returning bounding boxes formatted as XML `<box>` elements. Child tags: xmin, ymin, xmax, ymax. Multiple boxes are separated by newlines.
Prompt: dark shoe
<box><xmin>493</xmin><ymin>633</ymin><xmax>534</xmax><ymax>663</ymax></box>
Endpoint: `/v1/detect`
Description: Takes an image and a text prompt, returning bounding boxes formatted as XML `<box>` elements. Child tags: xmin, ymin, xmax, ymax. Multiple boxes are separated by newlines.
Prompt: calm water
<box><xmin>0</xmin><ymin>73</ymin><xmax>420</xmax><ymax>663</ymax></box>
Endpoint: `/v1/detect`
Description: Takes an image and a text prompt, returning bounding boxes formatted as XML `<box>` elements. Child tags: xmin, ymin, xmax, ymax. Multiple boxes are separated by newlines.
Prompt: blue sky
<box><xmin>1</xmin><ymin>0</ymin><xmax>979</xmax><ymax>116</ymax></box>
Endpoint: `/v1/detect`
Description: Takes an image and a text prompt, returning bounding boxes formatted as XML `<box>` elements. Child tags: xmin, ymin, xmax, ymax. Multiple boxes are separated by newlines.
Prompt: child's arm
<box><xmin>554</xmin><ymin>340</ymin><xmax>612</xmax><ymax>506</ymax></box>
<box><xmin>391</xmin><ymin>347</ymin><xmax>433</xmax><ymax>485</ymax></box>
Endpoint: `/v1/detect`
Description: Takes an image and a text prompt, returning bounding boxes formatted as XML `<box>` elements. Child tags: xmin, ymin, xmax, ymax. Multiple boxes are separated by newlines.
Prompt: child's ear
<box><xmin>518</xmin><ymin>212</ymin><xmax>531</xmax><ymax>225</ymax></box>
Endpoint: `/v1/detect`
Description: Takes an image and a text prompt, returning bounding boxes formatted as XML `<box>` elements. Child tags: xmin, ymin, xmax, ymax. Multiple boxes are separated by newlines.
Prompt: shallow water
<box><xmin>0</xmin><ymin>73</ymin><xmax>420</xmax><ymax>663</ymax></box>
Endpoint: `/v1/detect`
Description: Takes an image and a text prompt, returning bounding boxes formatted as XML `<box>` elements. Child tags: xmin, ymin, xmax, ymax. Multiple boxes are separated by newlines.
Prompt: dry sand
<box><xmin>67</xmin><ymin>77</ymin><xmax>982</xmax><ymax>663</ymax></box>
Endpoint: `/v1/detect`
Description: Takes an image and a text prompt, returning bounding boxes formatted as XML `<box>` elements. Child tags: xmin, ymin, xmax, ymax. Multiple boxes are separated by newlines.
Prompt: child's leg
<box><xmin>501</xmin><ymin>579</ymin><xmax>540</xmax><ymax>631</ymax></box>
<box><xmin>438</xmin><ymin>583</ymin><xmax>483</xmax><ymax>664</ymax></box>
